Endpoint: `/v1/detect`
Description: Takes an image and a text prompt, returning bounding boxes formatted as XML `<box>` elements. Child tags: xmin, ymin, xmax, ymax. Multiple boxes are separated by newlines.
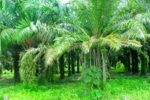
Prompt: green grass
<box><xmin>1</xmin><ymin>73</ymin><xmax>150</xmax><ymax>100</ymax></box>
<box><xmin>102</xmin><ymin>74</ymin><xmax>150</xmax><ymax>100</ymax></box>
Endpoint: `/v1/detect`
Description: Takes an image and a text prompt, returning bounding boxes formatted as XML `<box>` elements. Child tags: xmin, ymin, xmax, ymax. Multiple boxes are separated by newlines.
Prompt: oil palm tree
<box><xmin>0</xmin><ymin>0</ymin><xmax>63</xmax><ymax>81</ymax></box>
<box><xmin>64</xmin><ymin>0</ymin><xmax>142</xmax><ymax>81</ymax></box>
<box><xmin>108</xmin><ymin>0</ymin><xmax>150</xmax><ymax>74</ymax></box>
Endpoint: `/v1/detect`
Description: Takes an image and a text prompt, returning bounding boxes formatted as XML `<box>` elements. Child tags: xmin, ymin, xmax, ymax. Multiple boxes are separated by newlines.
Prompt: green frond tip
<box><xmin>97</xmin><ymin>33</ymin><xmax>142</xmax><ymax>51</ymax></box>
<box><xmin>45</xmin><ymin>41</ymin><xmax>72</xmax><ymax>66</ymax></box>
<box><xmin>120</xmin><ymin>39</ymin><xmax>142</xmax><ymax>48</ymax></box>
<box><xmin>98</xmin><ymin>34</ymin><xmax>123</xmax><ymax>51</ymax></box>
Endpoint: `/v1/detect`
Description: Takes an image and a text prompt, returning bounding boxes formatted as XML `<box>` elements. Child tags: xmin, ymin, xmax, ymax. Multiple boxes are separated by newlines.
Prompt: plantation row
<box><xmin>0</xmin><ymin>0</ymin><xmax>150</xmax><ymax>90</ymax></box>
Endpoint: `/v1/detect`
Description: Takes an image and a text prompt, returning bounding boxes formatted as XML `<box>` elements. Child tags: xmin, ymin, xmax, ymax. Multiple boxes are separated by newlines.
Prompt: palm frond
<box><xmin>0</xmin><ymin>28</ymin><xmax>17</xmax><ymax>47</ymax></box>
<box><xmin>100</xmin><ymin>34</ymin><xmax>142</xmax><ymax>50</ymax></box>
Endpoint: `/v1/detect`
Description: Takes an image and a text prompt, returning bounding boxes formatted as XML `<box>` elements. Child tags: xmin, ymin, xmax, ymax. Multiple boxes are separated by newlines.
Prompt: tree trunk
<box><xmin>10</xmin><ymin>66</ymin><xmax>13</xmax><ymax>73</ymax></box>
<box><xmin>148</xmin><ymin>52</ymin><xmax>150</xmax><ymax>72</ymax></box>
<box><xmin>77</xmin><ymin>54</ymin><xmax>80</xmax><ymax>73</ymax></box>
<box><xmin>71</xmin><ymin>51</ymin><xmax>75</xmax><ymax>74</ymax></box>
<box><xmin>13</xmin><ymin>51</ymin><xmax>20</xmax><ymax>82</ymax></box>
<box><xmin>83</xmin><ymin>54</ymin><xmax>87</xmax><ymax>68</ymax></box>
<box><xmin>124</xmin><ymin>50</ymin><xmax>131</xmax><ymax>73</ymax></box>
<box><xmin>101</xmin><ymin>50</ymin><xmax>107</xmax><ymax>82</ymax></box>
<box><xmin>46</xmin><ymin>65</ymin><xmax>54</xmax><ymax>82</ymax></box>
<box><xmin>140</xmin><ymin>52</ymin><xmax>147</xmax><ymax>75</ymax></box>
<box><xmin>94</xmin><ymin>49</ymin><xmax>96</xmax><ymax>67</ymax></box>
<box><xmin>59</xmin><ymin>55</ymin><xmax>65</xmax><ymax>79</ymax></box>
<box><xmin>10</xmin><ymin>44</ymin><xmax>22</xmax><ymax>82</ymax></box>
<box><xmin>97</xmin><ymin>48</ymin><xmax>101</xmax><ymax>69</ymax></box>
<box><xmin>131</xmin><ymin>49</ymin><xmax>139</xmax><ymax>74</ymax></box>
<box><xmin>68</xmin><ymin>53</ymin><xmax>71</xmax><ymax>76</ymax></box>
<box><xmin>0</xmin><ymin>64</ymin><xmax>2</xmax><ymax>77</ymax></box>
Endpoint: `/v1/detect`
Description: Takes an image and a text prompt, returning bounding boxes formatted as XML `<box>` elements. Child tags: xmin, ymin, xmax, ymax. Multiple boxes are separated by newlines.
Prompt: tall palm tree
<box><xmin>65</xmin><ymin>0</ymin><xmax>142</xmax><ymax>81</ymax></box>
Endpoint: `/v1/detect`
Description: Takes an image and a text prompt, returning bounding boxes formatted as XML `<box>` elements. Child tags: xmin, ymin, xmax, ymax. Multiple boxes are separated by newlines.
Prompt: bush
<box><xmin>116</xmin><ymin>61</ymin><xmax>125</xmax><ymax>72</ymax></box>
<box><xmin>81</xmin><ymin>66</ymin><xmax>102</xmax><ymax>89</ymax></box>
<box><xmin>81</xmin><ymin>66</ymin><xmax>103</xmax><ymax>99</ymax></box>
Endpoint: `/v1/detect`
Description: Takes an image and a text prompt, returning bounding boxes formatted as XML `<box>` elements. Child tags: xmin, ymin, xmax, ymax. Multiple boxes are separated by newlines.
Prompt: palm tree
<box><xmin>109</xmin><ymin>0</ymin><xmax>150</xmax><ymax>74</ymax></box>
<box><xmin>64</xmin><ymin>0</ymin><xmax>142</xmax><ymax>81</ymax></box>
<box><xmin>0</xmin><ymin>0</ymin><xmax>63</xmax><ymax>82</ymax></box>
<box><xmin>40</xmin><ymin>0</ymin><xmax>143</xmax><ymax>82</ymax></box>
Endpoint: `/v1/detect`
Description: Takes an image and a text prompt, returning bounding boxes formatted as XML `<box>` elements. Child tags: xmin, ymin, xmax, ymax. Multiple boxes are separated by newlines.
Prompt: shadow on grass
<box><xmin>0</xmin><ymin>78</ymin><xmax>16</xmax><ymax>89</ymax></box>
<box><xmin>0</xmin><ymin>74</ymin><xmax>82</xmax><ymax>93</ymax></box>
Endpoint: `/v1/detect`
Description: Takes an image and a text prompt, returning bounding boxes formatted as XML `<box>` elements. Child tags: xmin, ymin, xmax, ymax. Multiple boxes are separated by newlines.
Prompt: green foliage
<box><xmin>0</xmin><ymin>1</ymin><xmax>149</xmax><ymax>100</ymax></box>
<box><xmin>37</xmin><ymin>66</ymin><xmax>54</xmax><ymax>85</ymax></box>
<box><xmin>19</xmin><ymin>49</ymin><xmax>37</xmax><ymax>85</ymax></box>
<box><xmin>81</xmin><ymin>66</ymin><xmax>102</xmax><ymax>89</ymax></box>
<box><xmin>116</xmin><ymin>61</ymin><xmax>125</xmax><ymax>72</ymax></box>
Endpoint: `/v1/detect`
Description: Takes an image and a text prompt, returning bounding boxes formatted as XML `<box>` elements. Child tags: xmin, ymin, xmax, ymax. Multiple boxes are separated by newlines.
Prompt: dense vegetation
<box><xmin>0</xmin><ymin>0</ymin><xmax>150</xmax><ymax>100</ymax></box>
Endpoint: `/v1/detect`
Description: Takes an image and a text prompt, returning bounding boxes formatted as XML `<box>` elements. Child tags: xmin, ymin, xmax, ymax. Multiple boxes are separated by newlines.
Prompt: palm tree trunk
<box><xmin>71</xmin><ymin>51</ymin><xmax>75</xmax><ymax>74</ymax></box>
<box><xmin>77</xmin><ymin>54</ymin><xmax>80</xmax><ymax>73</ymax></box>
<box><xmin>123</xmin><ymin>50</ymin><xmax>131</xmax><ymax>73</ymax></box>
<box><xmin>68</xmin><ymin>53</ymin><xmax>71</xmax><ymax>76</ymax></box>
<box><xmin>94</xmin><ymin>49</ymin><xmax>96</xmax><ymax>67</ymax></box>
<box><xmin>141</xmin><ymin>56</ymin><xmax>146</xmax><ymax>75</ymax></box>
<box><xmin>97</xmin><ymin>48</ymin><xmax>101</xmax><ymax>69</ymax></box>
<box><xmin>140</xmin><ymin>52</ymin><xmax>147</xmax><ymax>75</ymax></box>
<box><xmin>13</xmin><ymin>51</ymin><xmax>20</xmax><ymax>82</ymax></box>
<box><xmin>83</xmin><ymin>54</ymin><xmax>87</xmax><ymax>68</ymax></box>
<box><xmin>47</xmin><ymin>65</ymin><xmax>54</xmax><ymax>82</ymax></box>
<box><xmin>148</xmin><ymin>52</ymin><xmax>150</xmax><ymax>72</ymax></box>
<box><xmin>0</xmin><ymin>64</ymin><xmax>2</xmax><ymax>77</ymax></box>
<box><xmin>11</xmin><ymin>44</ymin><xmax>22</xmax><ymax>82</ymax></box>
<box><xmin>131</xmin><ymin>49</ymin><xmax>139</xmax><ymax>74</ymax></box>
<box><xmin>101</xmin><ymin>50</ymin><xmax>107</xmax><ymax>82</ymax></box>
<box><xmin>59</xmin><ymin>55</ymin><xmax>65</xmax><ymax>79</ymax></box>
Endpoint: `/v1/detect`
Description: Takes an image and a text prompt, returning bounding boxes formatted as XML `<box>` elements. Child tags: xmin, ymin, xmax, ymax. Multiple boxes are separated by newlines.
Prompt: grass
<box><xmin>1</xmin><ymin>72</ymin><xmax>150</xmax><ymax>100</ymax></box>
<box><xmin>102</xmin><ymin>74</ymin><xmax>150</xmax><ymax>100</ymax></box>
